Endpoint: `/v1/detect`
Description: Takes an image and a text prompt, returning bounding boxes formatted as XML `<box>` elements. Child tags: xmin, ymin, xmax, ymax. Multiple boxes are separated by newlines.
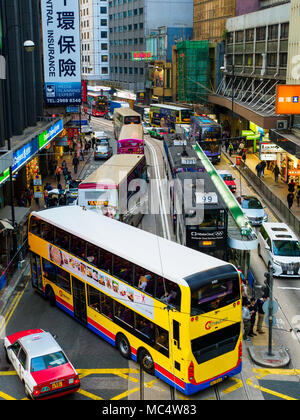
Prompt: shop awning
<box><xmin>0</xmin><ymin>219</ymin><xmax>14</xmax><ymax>233</ymax></box>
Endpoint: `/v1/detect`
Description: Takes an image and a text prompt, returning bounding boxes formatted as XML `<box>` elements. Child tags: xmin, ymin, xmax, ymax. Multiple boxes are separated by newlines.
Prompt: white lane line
<box><xmin>145</xmin><ymin>139</ymin><xmax>171</xmax><ymax>241</ymax></box>
<box><xmin>277</xmin><ymin>287</ymin><xmax>300</xmax><ymax>291</ymax></box>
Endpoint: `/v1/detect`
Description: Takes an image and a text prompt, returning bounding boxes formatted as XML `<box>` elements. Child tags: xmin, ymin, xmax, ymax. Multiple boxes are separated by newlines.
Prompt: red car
<box><xmin>218</xmin><ymin>170</ymin><xmax>237</xmax><ymax>194</ymax></box>
<box><xmin>4</xmin><ymin>329</ymin><xmax>80</xmax><ymax>400</ymax></box>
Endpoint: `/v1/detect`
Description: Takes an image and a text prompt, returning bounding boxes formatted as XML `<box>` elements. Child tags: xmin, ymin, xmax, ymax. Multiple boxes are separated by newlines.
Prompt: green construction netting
<box><xmin>176</xmin><ymin>40</ymin><xmax>210</xmax><ymax>104</ymax></box>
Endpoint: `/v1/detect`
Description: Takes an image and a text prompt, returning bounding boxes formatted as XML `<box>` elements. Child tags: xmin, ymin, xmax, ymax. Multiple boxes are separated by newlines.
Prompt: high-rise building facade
<box><xmin>80</xmin><ymin>0</ymin><xmax>110</xmax><ymax>81</ymax></box>
<box><xmin>108</xmin><ymin>0</ymin><xmax>193</xmax><ymax>92</ymax></box>
<box><xmin>193</xmin><ymin>0</ymin><xmax>235</xmax><ymax>42</ymax></box>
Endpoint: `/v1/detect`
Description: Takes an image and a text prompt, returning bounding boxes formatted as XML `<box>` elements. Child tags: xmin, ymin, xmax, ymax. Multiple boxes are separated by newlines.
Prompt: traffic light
<box><xmin>263</xmin><ymin>272</ymin><xmax>270</xmax><ymax>297</ymax></box>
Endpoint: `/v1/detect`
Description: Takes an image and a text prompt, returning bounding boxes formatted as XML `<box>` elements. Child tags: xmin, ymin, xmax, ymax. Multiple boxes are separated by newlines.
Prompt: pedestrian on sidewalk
<box><xmin>256</xmin><ymin>295</ymin><xmax>267</xmax><ymax>334</ymax></box>
<box><xmin>242</xmin><ymin>300</ymin><xmax>252</xmax><ymax>342</ymax></box>
<box><xmin>249</xmin><ymin>297</ymin><xmax>258</xmax><ymax>337</ymax></box>
<box><xmin>288</xmin><ymin>178</ymin><xmax>296</xmax><ymax>193</ymax></box>
<box><xmin>287</xmin><ymin>192</ymin><xmax>294</xmax><ymax>210</ymax></box>
<box><xmin>242</xmin><ymin>150</ymin><xmax>246</xmax><ymax>164</ymax></box>
<box><xmin>26</xmin><ymin>188</ymin><xmax>33</xmax><ymax>207</ymax></box>
<box><xmin>73</xmin><ymin>155</ymin><xmax>79</xmax><ymax>174</ymax></box>
<box><xmin>55</xmin><ymin>166</ymin><xmax>62</xmax><ymax>184</ymax></box>
<box><xmin>43</xmin><ymin>188</ymin><xmax>49</xmax><ymax>208</ymax></box>
<box><xmin>255</xmin><ymin>162</ymin><xmax>262</xmax><ymax>178</ymax></box>
<box><xmin>261</xmin><ymin>161</ymin><xmax>267</xmax><ymax>177</ymax></box>
<box><xmin>297</xmin><ymin>185</ymin><xmax>300</xmax><ymax>207</ymax></box>
<box><xmin>228</xmin><ymin>142</ymin><xmax>234</xmax><ymax>157</ymax></box>
<box><xmin>273</xmin><ymin>164</ymin><xmax>280</xmax><ymax>182</ymax></box>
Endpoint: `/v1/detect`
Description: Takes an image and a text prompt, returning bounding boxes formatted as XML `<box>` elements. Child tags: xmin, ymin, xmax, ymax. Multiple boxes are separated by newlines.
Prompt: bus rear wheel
<box><xmin>139</xmin><ymin>349</ymin><xmax>155</xmax><ymax>375</ymax></box>
<box><xmin>116</xmin><ymin>334</ymin><xmax>131</xmax><ymax>359</ymax></box>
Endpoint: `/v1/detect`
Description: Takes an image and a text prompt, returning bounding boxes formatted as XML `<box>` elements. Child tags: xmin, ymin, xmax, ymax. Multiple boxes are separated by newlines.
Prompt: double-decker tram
<box><xmin>83</xmin><ymin>92</ymin><xmax>109</xmax><ymax>117</ymax></box>
<box><xmin>78</xmin><ymin>154</ymin><xmax>147</xmax><ymax>226</ymax></box>
<box><xmin>173</xmin><ymin>171</ymin><xmax>229</xmax><ymax>261</ymax></box>
<box><xmin>117</xmin><ymin>124</ymin><xmax>144</xmax><ymax>155</ymax></box>
<box><xmin>190</xmin><ymin>116</ymin><xmax>222</xmax><ymax>164</ymax></box>
<box><xmin>28</xmin><ymin>206</ymin><xmax>242</xmax><ymax>395</ymax></box>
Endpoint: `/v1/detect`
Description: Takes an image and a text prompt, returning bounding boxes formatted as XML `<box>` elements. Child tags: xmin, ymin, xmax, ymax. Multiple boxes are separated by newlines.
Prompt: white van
<box><xmin>258</xmin><ymin>222</ymin><xmax>300</xmax><ymax>277</ymax></box>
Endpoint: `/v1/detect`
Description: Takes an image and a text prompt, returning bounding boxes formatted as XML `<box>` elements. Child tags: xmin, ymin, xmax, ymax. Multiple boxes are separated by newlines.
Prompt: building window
<box><xmin>268</xmin><ymin>25</ymin><xmax>278</xmax><ymax>41</ymax></box>
<box><xmin>267</xmin><ymin>53</ymin><xmax>277</xmax><ymax>67</ymax></box>
<box><xmin>235</xmin><ymin>30</ymin><xmax>243</xmax><ymax>43</ymax></box>
<box><xmin>102</xmin><ymin>67</ymin><xmax>108</xmax><ymax>74</ymax></box>
<box><xmin>245</xmin><ymin>29</ymin><xmax>254</xmax><ymax>42</ymax></box>
<box><xmin>244</xmin><ymin>54</ymin><xmax>253</xmax><ymax>66</ymax></box>
<box><xmin>280</xmin><ymin>23</ymin><xmax>289</xmax><ymax>39</ymax></box>
<box><xmin>101</xmin><ymin>19</ymin><xmax>107</xmax><ymax>26</ymax></box>
<box><xmin>227</xmin><ymin>32</ymin><xmax>233</xmax><ymax>44</ymax></box>
<box><xmin>100</xmin><ymin>6</ymin><xmax>107</xmax><ymax>13</ymax></box>
<box><xmin>279</xmin><ymin>53</ymin><xmax>287</xmax><ymax>68</ymax></box>
<box><xmin>256</xmin><ymin>27</ymin><xmax>266</xmax><ymax>41</ymax></box>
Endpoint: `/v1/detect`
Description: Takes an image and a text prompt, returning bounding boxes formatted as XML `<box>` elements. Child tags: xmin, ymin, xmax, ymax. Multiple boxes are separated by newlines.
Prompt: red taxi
<box><xmin>4</xmin><ymin>329</ymin><xmax>80</xmax><ymax>400</ymax></box>
<box><xmin>217</xmin><ymin>170</ymin><xmax>237</xmax><ymax>194</ymax></box>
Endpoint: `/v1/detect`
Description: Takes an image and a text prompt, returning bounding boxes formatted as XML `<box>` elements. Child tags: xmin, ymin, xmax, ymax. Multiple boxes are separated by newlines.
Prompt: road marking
<box><xmin>76</xmin><ymin>388</ymin><xmax>103</xmax><ymax>400</ymax></box>
<box><xmin>0</xmin><ymin>390</ymin><xmax>16</xmax><ymax>400</ymax></box>
<box><xmin>277</xmin><ymin>287</ymin><xmax>300</xmax><ymax>291</ymax></box>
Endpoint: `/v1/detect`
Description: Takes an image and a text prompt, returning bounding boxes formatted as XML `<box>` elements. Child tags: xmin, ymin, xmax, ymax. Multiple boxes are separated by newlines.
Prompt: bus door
<box><xmin>72</xmin><ymin>277</ymin><xmax>87</xmax><ymax>324</ymax></box>
<box><xmin>31</xmin><ymin>253</ymin><xmax>43</xmax><ymax>292</ymax></box>
<box><xmin>171</xmin><ymin>319</ymin><xmax>182</xmax><ymax>374</ymax></box>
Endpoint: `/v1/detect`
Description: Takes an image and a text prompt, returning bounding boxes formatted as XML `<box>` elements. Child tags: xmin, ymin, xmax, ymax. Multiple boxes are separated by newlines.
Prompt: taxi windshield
<box><xmin>30</xmin><ymin>351</ymin><xmax>67</xmax><ymax>372</ymax></box>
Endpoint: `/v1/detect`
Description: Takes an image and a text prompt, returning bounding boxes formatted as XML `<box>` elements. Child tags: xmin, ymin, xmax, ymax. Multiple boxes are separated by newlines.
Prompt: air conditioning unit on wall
<box><xmin>277</xmin><ymin>120</ymin><xmax>288</xmax><ymax>130</ymax></box>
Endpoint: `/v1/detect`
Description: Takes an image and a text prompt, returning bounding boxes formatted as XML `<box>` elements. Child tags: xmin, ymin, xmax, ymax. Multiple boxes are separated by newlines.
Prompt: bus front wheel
<box><xmin>139</xmin><ymin>349</ymin><xmax>155</xmax><ymax>375</ymax></box>
<box><xmin>116</xmin><ymin>334</ymin><xmax>131</xmax><ymax>359</ymax></box>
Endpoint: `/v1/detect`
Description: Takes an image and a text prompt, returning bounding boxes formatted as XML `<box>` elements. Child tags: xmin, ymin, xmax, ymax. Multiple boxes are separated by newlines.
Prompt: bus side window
<box><xmin>70</xmin><ymin>235</ymin><xmax>86</xmax><ymax>261</ymax></box>
<box><xmin>41</xmin><ymin>222</ymin><xmax>54</xmax><ymax>243</ymax></box>
<box><xmin>42</xmin><ymin>258</ymin><xmax>57</xmax><ymax>283</ymax></box>
<box><xmin>54</xmin><ymin>228</ymin><xmax>70</xmax><ymax>251</ymax></box>
<box><xmin>87</xmin><ymin>285</ymin><xmax>101</xmax><ymax>313</ymax></box>
<box><xmin>134</xmin><ymin>265</ymin><xmax>154</xmax><ymax>295</ymax></box>
<box><xmin>56</xmin><ymin>266</ymin><xmax>71</xmax><ymax>294</ymax></box>
<box><xmin>112</xmin><ymin>255</ymin><xmax>133</xmax><ymax>284</ymax></box>
<box><xmin>30</xmin><ymin>216</ymin><xmax>41</xmax><ymax>236</ymax></box>
<box><xmin>156</xmin><ymin>326</ymin><xmax>169</xmax><ymax>351</ymax></box>
<box><xmin>115</xmin><ymin>302</ymin><xmax>133</xmax><ymax>327</ymax></box>
<box><xmin>101</xmin><ymin>249</ymin><xmax>112</xmax><ymax>274</ymax></box>
<box><xmin>135</xmin><ymin>314</ymin><xmax>155</xmax><ymax>341</ymax></box>
<box><xmin>86</xmin><ymin>243</ymin><xmax>100</xmax><ymax>268</ymax></box>
<box><xmin>100</xmin><ymin>293</ymin><xmax>113</xmax><ymax>319</ymax></box>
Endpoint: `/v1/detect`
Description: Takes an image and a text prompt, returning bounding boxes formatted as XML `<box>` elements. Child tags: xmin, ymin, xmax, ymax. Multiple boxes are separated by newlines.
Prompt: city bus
<box><xmin>190</xmin><ymin>116</ymin><xmax>222</xmax><ymax>164</ymax></box>
<box><xmin>117</xmin><ymin>124</ymin><xmax>144</xmax><ymax>155</ymax></box>
<box><xmin>28</xmin><ymin>205</ymin><xmax>242</xmax><ymax>395</ymax></box>
<box><xmin>78</xmin><ymin>154</ymin><xmax>147</xmax><ymax>226</ymax></box>
<box><xmin>83</xmin><ymin>93</ymin><xmax>109</xmax><ymax>117</ymax></box>
<box><xmin>172</xmin><ymin>171</ymin><xmax>229</xmax><ymax>261</ymax></box>
<box><xmin>149</xmin><ymin>104</ymin><xmax>192</xmax><ymax>132</ymax></box>
<box><xmin>113</xmin><ymin>108</ymin><xmax>142</xmax><ymax>140</ymax></box>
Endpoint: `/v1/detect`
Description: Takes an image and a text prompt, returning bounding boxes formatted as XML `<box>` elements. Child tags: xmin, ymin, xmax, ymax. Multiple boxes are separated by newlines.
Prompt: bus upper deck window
<box><xmin>41</xmin><ymin>222</ymin><xmax>54</xmax><ymax>243</ymax></box>
<box><xmin>30</xmin><ymin>217</ymin><xmax>41</xmax><ymax>236</ymax></box>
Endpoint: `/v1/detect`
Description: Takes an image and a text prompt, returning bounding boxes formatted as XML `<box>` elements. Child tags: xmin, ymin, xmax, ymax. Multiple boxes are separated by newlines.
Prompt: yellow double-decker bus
<box><xmin>28</xmin><ymin>206</ymin><xmax>242</xmax><ymax>395</ymax></box>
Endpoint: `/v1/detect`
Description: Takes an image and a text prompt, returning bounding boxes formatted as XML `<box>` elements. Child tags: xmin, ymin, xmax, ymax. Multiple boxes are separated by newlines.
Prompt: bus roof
<box><xmin>119</xmin><ymin>124</ymin><xmax>143</xmax><ymax>141</ymax></box>
<box><xmin>79</xmin><ymin>154</ymin><xmax>144</xmax><ymax>187</ymax></box>
<box><xmin>113</xmin><ymin>108</ymin><xmax>140</xmax><ymax>117</ymax></box>
<box><xmin>31</xmin><ymin>206</ymin><xmax>230</xmax><ymax>285</ymax></box>
<box><xmin>191</xmin><ymin>116</ymin><xmax>220</xmax><ymax>127</ymax></box>
<box><xmin>150</xmin><ymin>104</ymin><xmax>190</xmax><ymax>111</ymax></box>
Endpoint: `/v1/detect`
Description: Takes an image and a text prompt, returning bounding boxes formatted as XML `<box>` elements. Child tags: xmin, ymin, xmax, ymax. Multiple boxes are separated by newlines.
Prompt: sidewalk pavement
<box><xmin>225</xmin><ymin>150</ymin><xmax>300</xmax><ymax>224</ymax></box>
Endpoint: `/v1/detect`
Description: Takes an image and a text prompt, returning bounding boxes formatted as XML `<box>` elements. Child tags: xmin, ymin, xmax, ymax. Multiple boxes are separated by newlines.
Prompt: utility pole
<box><xmin>267</xmin><ymin>265</ymin><xmax>274</xmax><ymax>357</ymax></box>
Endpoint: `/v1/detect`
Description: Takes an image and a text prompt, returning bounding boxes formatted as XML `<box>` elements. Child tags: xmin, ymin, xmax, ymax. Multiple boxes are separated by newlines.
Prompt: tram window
<box><xmin>86</xmin><ymin>243</ymin><xmax>100</xmax><ymax>267</ymax></box>
<box><xmin>30</xmin><ymin>217</ymin><xmax>41</xmax><ymax>236</ymax></box>
<box><xmin>54</xmin><ymin>228</ymin><xmax>70</xmax><ymax>251</ymax></box>
<box><xmin>134</xmin><ymin>265</ymin><xmax>154</xmax><ymax>295</ymax></box>
<box><xmin>100</xmin><ymin>293</ymin><xmax>113</xmax><ymax>320</ymax></box>
<box><xmin>70</xmin><ymin>235</ymin><xmax>86</xmax><ymax>260</ymax></box>
<box><xmin>87</xmin><ymin>285</ymin><xmax>101</xmax><ymax>312</ymax></box>
<box><xmin>135</xmin><ymin>314</ymin><xmax>155</xmax><ymax>341</ymax></box>
<box><xmin>41</xmin><ymin>222</ymin><xmax>54</xmax><ymax>243</ymax></box>
<box><xmin>113</xmin><ymin>255</ymin><xmax>133</xmax><ymax>284</ymax></box>
<box><xmin>200</xmin><ymin>214</ymin><xmax>217</xmax><ymax>228</ymax></box>
<box><xmin>56</xmin><ymin>266</ymin><xmax>71</xmax><ymax>294</ymax></box>
<box><xmin>115</xmin><ymin>302</ymin><xmax>133</xmax><ymax>327</ymax></box>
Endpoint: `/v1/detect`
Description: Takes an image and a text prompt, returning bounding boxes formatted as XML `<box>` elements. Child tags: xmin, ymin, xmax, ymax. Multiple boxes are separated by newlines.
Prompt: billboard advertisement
<box><xmin>41</xmin><ymin>0</ymin><xmax>81</xmax><ymax>105</ymax></box>
<box><xmin>275</xmin><ymin>85</ymin><xmax>300</xmax><ymax>115</ymax></box>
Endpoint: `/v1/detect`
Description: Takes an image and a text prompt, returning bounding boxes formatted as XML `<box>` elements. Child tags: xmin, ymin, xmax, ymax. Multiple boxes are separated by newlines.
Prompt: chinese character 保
<box><xmin>58</xmin><ymin>36</ymin><xmax>76</xmax><ymax>54</ymax></box>
<box><xmin>59</xmin><ymin>59</ymin><xmax>76</xmax><ymax>77</ymax></box>
<box><xmin>57</xmin><ymin>11</ymin><xmax>75</xmax><ymax>30</ymax></box>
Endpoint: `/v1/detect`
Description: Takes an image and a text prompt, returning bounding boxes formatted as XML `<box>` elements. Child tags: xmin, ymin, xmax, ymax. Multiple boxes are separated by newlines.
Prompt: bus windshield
<box><xmin>124</xmin><ymin>116</ymin><xmax>141</xmax><ymax>124</ymax></box>
<box><xmin>181</xmin><ymin>109</ymin><xmax>192</xmax><ymax>121</ymax></box>
<box><xmin>191</xmin><ymin>278</ymin><xmax>240</xmax><ymax>315</ymax></box>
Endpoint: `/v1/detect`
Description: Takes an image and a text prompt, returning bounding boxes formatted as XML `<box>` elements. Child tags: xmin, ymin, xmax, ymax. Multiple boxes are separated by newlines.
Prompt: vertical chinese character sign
<box><xmin>41</xmin><ymin>0</ymin><xmax>81</xmax><ymax>105</ymax></box>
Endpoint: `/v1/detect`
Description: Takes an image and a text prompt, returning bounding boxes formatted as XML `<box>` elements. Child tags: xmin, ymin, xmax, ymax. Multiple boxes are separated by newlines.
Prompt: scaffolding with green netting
<box><xmin>176</xmin><ymin>40</ymin><xmax>210</xmax><ymax>104</ymax></box>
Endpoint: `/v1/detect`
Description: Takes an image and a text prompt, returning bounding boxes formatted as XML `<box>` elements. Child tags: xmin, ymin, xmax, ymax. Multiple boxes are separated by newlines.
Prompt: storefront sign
<box><xmin>12</xmin><ymin>138</ymin><xmax>39</xmax><ymax>173</ymax></box>
<box><xmin>260</xmin><ymin>142</ymin><xmax>283</xmax><ymax>153</ymax></box>
<box><xmin>288</xmin><ymin>169</ymin><xmax>300</xmax><ymax>176</ymax></box>
<box><xmin>39</xmin><ymin>120</ymin><xmax>64</xmax><ymax>150</ymax></box>
<box><xmin>260</xmin><ymin>154</ymin><xmax>277</xmax><ymax>161</ymax></box>
<box><xmin>276</xmin><ymin>85</ymin><xmax>300</xmax><ymax>115</ymax></box>
<box><xmin>41</xmin><ymin>0</ymin><xmax>81</xmax><ymax>105</ymax></box>
<box><xmin>242</xmin><ymin>130</ymin><xmax>260</xmax><ymax>141</ymax></box>
<box><xmin>33</xmin><ymin>175</ymin><xmax>42</xmax><ymax>186</ymax></box>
